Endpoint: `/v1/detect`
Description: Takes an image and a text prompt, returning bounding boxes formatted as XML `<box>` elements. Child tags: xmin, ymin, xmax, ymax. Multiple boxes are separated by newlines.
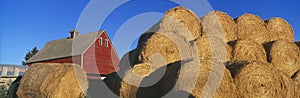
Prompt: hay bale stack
<box><xmin>232</xmin><ymin>39</ymin><xmax>267</xmax><ymax>61</ymax></box>
<box><xmin>148</xmin><ymin>6</ymin><xmax>201</xmax><ymax>41</ymax></box>
<box><xmin>201</xmin><ymin>11</ymin><xmax>237</xmax><ymax>42</ymax></box>
<box><xmin>235</xmin><ymin>13</ymin><xmax>269</xmax><ymax>44</ymax></box>
<box><xmin>266</xmin><ymin>17</ymin><xmax>294</xmax><ymax>42</ymax></box>
<box><xmin>269</xmin><ymin>39</ymin><xmax>300</xmax><ymax>77</ymax></box>
<box><xmin>17</xmin><ymin>63</ymin><xmax>88</xmax><ymax>98</ymax></box>
<box><xmin>177</xmin><ymin>59</ymin><xmax>236</xmax><ymax>98</ymax></box>
<box><xmin>226</xmin><ymin>60</ymin><xmax>294</xmax><ymax>98</ymax></box>
<box><xmin>195</xmin><ymin>34</ymin><xmax>232</xmax><ymax>61</ymax></box>
<box><xmin>137</xmin><ymin>31</ymin><xmax>195</xmax><ymax>67</ymax></box>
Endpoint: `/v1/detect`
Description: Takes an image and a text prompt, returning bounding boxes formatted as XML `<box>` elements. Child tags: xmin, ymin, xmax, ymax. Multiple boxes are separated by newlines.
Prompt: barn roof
<box><xmin>26</xmin><ymin>30</ymin><xmax>104</xmax><ymax>63</ymax></box>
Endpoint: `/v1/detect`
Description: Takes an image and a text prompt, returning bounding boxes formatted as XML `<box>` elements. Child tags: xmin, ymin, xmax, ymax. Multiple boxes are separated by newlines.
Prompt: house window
<box><xmin>100</xmin><ymin>37</ymin><xmax>103</xmax><ymax>46</ymax></box>
<box><xmin>105</xmin><ymin>39</ymin><xmax>108</xmax><ymax>47</ymax></box>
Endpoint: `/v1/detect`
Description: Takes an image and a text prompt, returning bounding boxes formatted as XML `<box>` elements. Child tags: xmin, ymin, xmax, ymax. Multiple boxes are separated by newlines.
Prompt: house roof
<box><xmin>0</xmin><ymin>64</ymin><xmax>28</xmax><ymax>68</ymax></box>
<box><xmin>26</xmin><ymin>30</ymin><xmax>104</xmax><ymax>63</ymax></box>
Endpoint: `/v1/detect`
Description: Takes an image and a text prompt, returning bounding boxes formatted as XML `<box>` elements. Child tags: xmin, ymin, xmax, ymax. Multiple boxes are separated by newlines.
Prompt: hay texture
<box><xmin>148</xmin><ymin>6</ymin><xmax>201</xmax><ymax>41</ymax></box>
<box><xmin>226</xmin><ymin>60</ymin><xmax>294</xmax><ymax>98</ymax></box>
<box><xmin>177</xmin><ymin>58</ymin><xmax>236</xmax><ymax>98</ymax></box>
<box><xmin>266</xmin><ymin>17</ymin><xmax>294</xmax><ymax>42</ymax></box>
<box><xmin>292</xmin><ymin>70</ymin><xmax>300</xmax><ymax>98</ymax></box>
<box><xmin>17</xmin><ymin>63</ymin><xmax>88</xmax><ymax>98</ymax></box>
<box><xmin>235</xmin><ymin>13</ymin><xmax>269</xmax><ymax>44</ymax></box>
<box><xmin>232</xmin><ymin>39</ymin><xmax>267</xmax><ymax>61</ymax></box>
<box><xmin>268</xmin><ymin>39</ymin><xmax>300</xmax><ymax>77</ymax></box>
<box><xmin>201</xmin><ymin>11</ymin><xmax>237</xmax><ymax>42</ymax></box>
<box><xmin>120</xmin><ymin>63</ymin><xmax>153</xmax><ymax>98</ymax></box>
<box><xmin>195</xmin><ymin>34</ymin><xmax>232</xmax><ymax>61</ymax></box>
<box><xmin>137</xmin><ymin>31</ymin><xmax>195</xmax><ymax>67</ymax></box>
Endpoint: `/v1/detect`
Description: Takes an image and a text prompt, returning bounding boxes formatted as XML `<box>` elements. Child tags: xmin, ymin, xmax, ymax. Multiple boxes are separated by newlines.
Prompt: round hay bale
<box><xmin>232</xmin><ymin>39</ymin><xmax>267</xmax><ymax>61</ymax></box>
<box><xmin>235</xmin><ymin>13</ymin><xmax>269</xmax><ymax>44</ymax></box>
<box><xmin>17</xmin><ymin>63</ymin><xmax>88</xmax><ymax>98</ymax></box>
<box><xmin>177</xmin><ymin>59</ymin><xmax>236</xmax><ymax>98</ymax></box>
<box><xmin>201</xmin><ymin>10</ymin><xmax>237</xmax><ymax>42</ymax></box>
<box><xmin>120</xmin><ymin>63</ymin><xmax>152</xmax><ymax>98</ymax></box>
<box><xmin>269</xmin><ymin>39</ymin><xmax>300</xmax><ymax>77</ymax></box>
<box><xmin>226</xmin><ymin>60</ymin><xmax>293</xmax><ymax>98</ymax></box>
<box><xmin>195</xmin><ymin>34</ymin><xmax>232</xmax><ymax>61</ymax></box>
<box><xmin>292</xmin><ymin>70</ymin><xmax>300</xmax><ymax>98</ymax></box>
<box><xmin>148</xmin><ymin>6</ymin><xmax>201</xmax><ymax>41</ymax></box>
<box><xmin>137</xmin><ymin>31</ymin><xmax>195</xmax><ymax>67</ymax></box>
<box><xmin>266</xmin><ymin>17</ymin><xmax>294</xmax><ymax>42</ymax></box>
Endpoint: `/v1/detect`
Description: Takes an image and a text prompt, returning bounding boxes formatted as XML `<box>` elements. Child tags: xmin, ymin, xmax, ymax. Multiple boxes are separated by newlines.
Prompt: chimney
<box><xmin>70</xmin><ymin>29</ymin><xmax>80</xmax><ymax>38</ymax></box>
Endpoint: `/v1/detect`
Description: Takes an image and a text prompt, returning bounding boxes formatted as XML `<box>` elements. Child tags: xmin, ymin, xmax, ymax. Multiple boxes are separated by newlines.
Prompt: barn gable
<box><xmin>26</xmin><ymin>30</ymin><xmax>103</xmax><ymax>64</ymax></box>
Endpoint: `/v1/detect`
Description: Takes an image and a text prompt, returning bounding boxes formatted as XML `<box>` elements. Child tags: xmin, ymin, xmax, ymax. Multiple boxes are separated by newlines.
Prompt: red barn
<box><xmin>26</xmin><ymin>29</ymin><xmax>120</xmax><ymax>80</ymax></box>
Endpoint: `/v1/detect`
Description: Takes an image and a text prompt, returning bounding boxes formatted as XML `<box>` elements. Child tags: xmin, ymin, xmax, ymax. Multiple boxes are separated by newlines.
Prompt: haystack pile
<box><xmin>105</xmin><ymin>6</ymin><xmax>300</xmax><ymax>98</ymax></box>
<box><xmin>17</xmin><ymin>63</ymin><xmax>88</xmax><ymax>98</ymax></box>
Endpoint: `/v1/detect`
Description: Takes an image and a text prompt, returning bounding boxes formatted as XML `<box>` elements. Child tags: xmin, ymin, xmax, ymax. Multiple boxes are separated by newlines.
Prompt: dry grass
<box><xmin>232</xmin><ymin>39</ymin><xmax>267</xmax><ymax>61</ymax></box>
<box><xmin>148</xmin><ymin>6</ymin><xmax>201</xmax><ymax>41</ymax></box>
<box><xmin>177</xmin><ymin>58</ymin><xmax>236</xmax><ymax>98</ymax></box>
<box><xmin>235</xmin><ymin>13</ymin><xmax>269</xmax><ymax>44</ymax></box>
<box><xmin>137</xmin><ymin>31</ymin><xmax>195</xmax><ymax>67</ymax></box>
<box><xmin>266</xmin><ymin>17</ymin><xmax>294</xmax><ymax>42</ymax></box>
<box><xmin>194</xmin><ymin>34</ymin><xmax>232</xmax><ymax>62</ymax></box>
<box><xmin>268</xmin><ymin>39</ymin><xmax>300</xmax><ymax>77</ymax></box>
<box><xmin>201</xmin><ymin>11</ymin><xmax>237</xmax><ymax>42</ymax></box>
<box><xmin>226</xmin><ymin>60</ymin><xmax>294</xmax><ymax>98</ymax></box>
<box><xmin>17</xmin><ymin>63</ymin><xmax>88</xmax><ymax>98</ymax></box>
<box><xmin>120</xmin><ymin>63</ymin><xmax>152</xmax><ymax>98</ymax></box>
<box><xmin>292</xmin><ymin>70</ymin><xmax>300</xmax><ymax>98</ymax></box>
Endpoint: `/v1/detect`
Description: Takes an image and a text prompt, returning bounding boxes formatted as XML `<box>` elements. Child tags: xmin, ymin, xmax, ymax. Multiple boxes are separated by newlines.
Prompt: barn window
<box><xmin>100</xmin><ymin>37</ymin><xmax>103</xmax><ymax>46</ymax></box>
<box><xmin>105</xmin><ymin>39</ymin><xmax>108</xmax><ymax>47</ymax></box>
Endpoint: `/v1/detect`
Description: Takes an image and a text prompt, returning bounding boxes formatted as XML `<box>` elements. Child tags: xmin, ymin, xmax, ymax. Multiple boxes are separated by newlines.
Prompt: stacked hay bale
<box><xmin>267</xmin><ymin>40</ymin><xmax>300</xmax><ymax>77</ymax></box>
<box><xmin>17</xmin><ymin>63</ymin><xmax>88</xmax><ymax>98</ymax></box>
<box><xmin>292</xmin><ymin>70</ymin><xmax>300</xmax><ymax>98</ymax></box>
<box><xmin>235</xmin><ymin>14</ymin><xmax>269</xmax><ymax>44</ymax></box>
<box><xmin>137</xmin><ymin>31</ymin><xmax>195</xmax><ymax>66</ymax></box>
<box><xmin>201</xmin><ymin>11</ymin><xmax>237</xmax><ymax>42</ymax></box>
<box><xmin>120</xmin><ymin>63</ymin><xmax>152</xmax><ymax>98</ymax></box>
<box><xmin>266</xmin><ymin>17</ymin><xmax>294</xmax><ymax>42</ymax></box>
<box><xmin>148</xmin><ymin>6</ymin><xmax>201</xmax><ymax>41</ymax></box>
<box><xmin>194</xmin><ymin>34</ymin><xmax>232</xmax><ymax>61</ymax></box>
<box><xmin>232</xmin><ymin>39</ymin><xmax>267</xmax><ymax>61</ymax></box>
<box><xmin>226</xmin><ymin>61</ymin><xmax>294</xmax><ymax>98</ymax></box>
<box><xmin>177</xmin><ymin>59</ymin><xmax>236</xmax><ymax>98</ymax></box>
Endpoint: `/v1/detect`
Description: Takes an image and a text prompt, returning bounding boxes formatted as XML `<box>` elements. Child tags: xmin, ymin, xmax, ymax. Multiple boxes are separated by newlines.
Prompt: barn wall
<box><xmin>27</xmin><ymin>56</ymin><xmax>81</xmax><ymax>66</ymax></box>
<box><xmin>83</xmin><ymin>31</ymin><xmax>119</xmax><ymax>76</ymax></box>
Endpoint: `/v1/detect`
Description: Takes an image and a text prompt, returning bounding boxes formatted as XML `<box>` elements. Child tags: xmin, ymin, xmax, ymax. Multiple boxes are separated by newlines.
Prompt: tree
<box><xmin>22</xmin><ymin>47</ymin><xmax>39</xmax><ymax>65</ymax></box>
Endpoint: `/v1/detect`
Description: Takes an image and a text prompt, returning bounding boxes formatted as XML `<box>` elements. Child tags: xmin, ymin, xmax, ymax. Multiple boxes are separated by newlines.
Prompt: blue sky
<box><xmin>0</xmin><ymin>0</ymin><xmax>299</xmax><ymax>65</ymax></box>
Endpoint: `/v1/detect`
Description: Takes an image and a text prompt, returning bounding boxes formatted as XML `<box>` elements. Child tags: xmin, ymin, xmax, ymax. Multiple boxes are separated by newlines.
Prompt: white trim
<box><xmin>100</xmin><ymin>37</ymin><xmax>103</xmax><ymax>46</ymax></box>
<box><xmin>105</xmin><ymin>39</ymin><xmax>108</xmax><ymax>47</ymax></box>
